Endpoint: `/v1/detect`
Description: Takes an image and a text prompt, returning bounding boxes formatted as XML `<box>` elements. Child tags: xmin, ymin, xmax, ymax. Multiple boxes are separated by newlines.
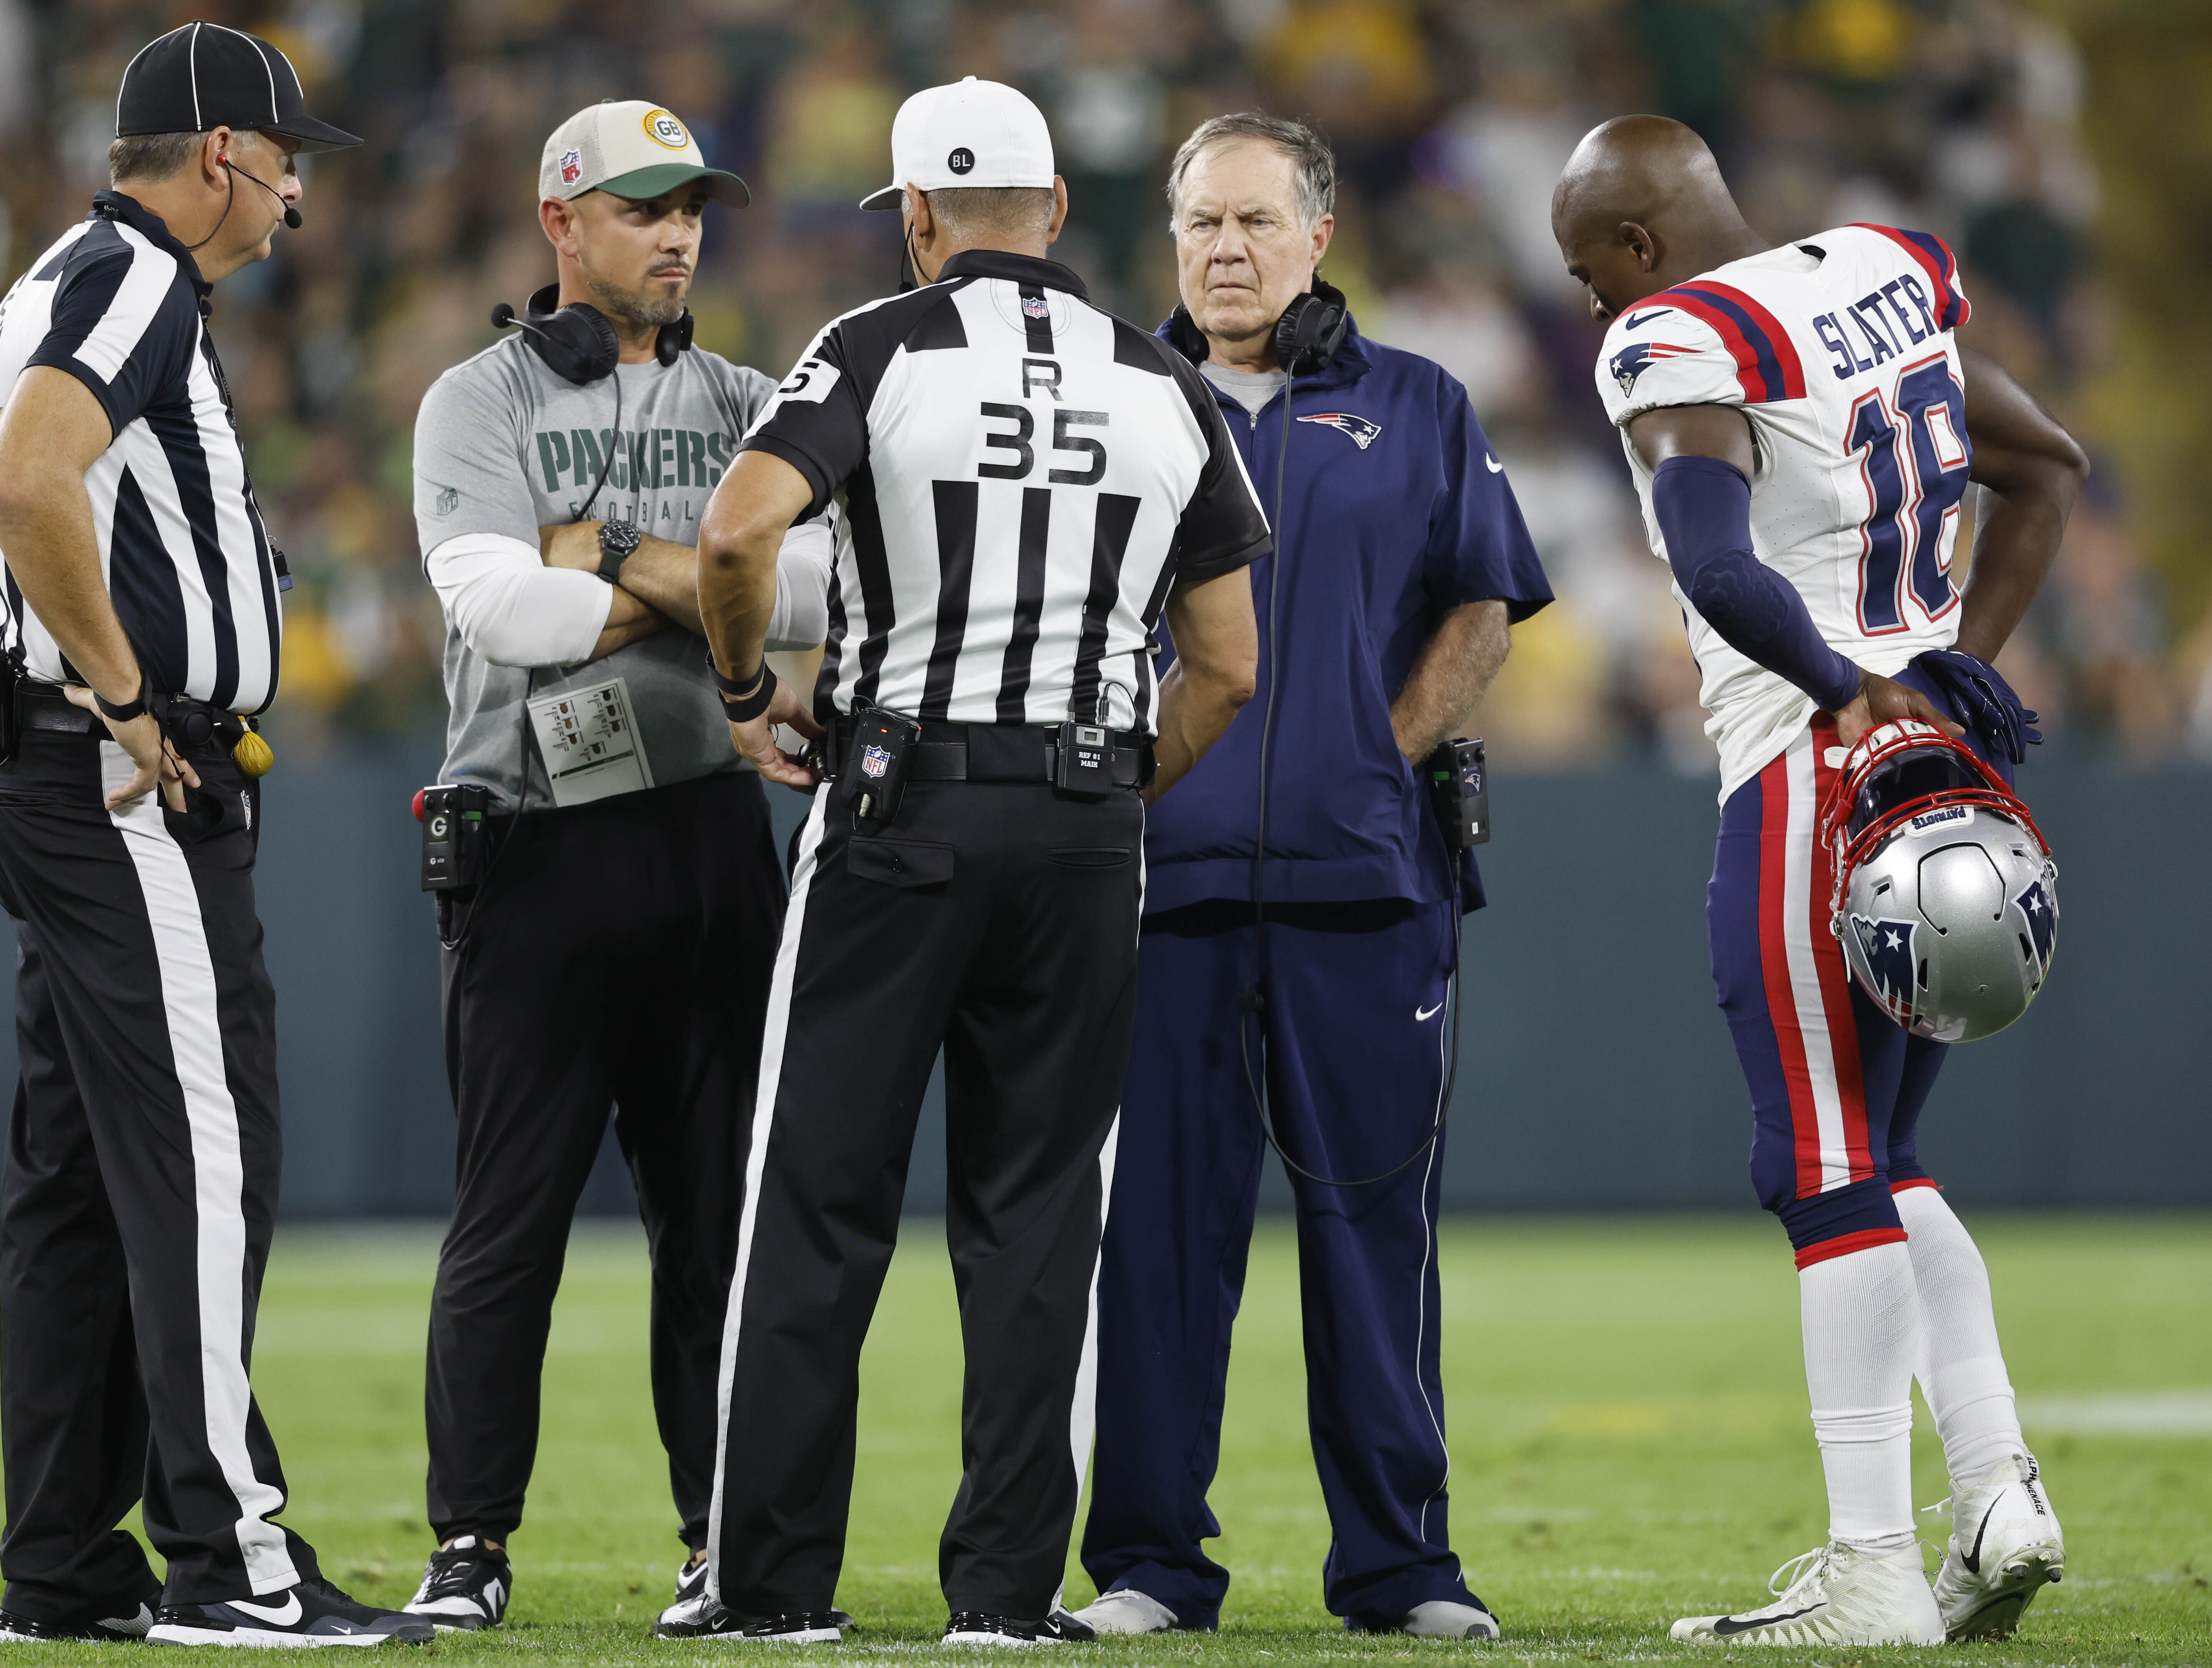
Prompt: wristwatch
<box><xmin>595</xmin><ymin>519</ymin><xmax>643</xmax><ymax>583</ymax></box>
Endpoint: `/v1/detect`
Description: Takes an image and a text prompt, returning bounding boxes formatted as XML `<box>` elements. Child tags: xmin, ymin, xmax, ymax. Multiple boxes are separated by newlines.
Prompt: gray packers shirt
<box><xmin>414</xmin><ymin>334</ymin><xmax>798</xmax><ymax>812</ymax></box>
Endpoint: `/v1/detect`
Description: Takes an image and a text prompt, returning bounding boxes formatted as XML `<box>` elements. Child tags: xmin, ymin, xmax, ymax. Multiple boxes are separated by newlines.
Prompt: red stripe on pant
<box><xmin>1756</xmin><ymin>751</ymin><xmax>1824</xmax><ymax>1197</ymax></box>
<box><xmin>1795</xmin><ymin>1224</ymin><xmax>1908</xmax><ymax>1269</ymax></box>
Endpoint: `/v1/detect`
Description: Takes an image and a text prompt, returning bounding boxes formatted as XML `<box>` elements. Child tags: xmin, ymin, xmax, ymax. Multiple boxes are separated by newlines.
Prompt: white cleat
<box><xmin>1670</xmin><ymin>1542</ymin><xmax>1944</xmax><ymax>1648</ymax></box>
<box><xmin>1064</xmin><ymin>1588</ymin><xmax>1178</xmax><ymax>1635</ymax></box>
<box><xmin>1400</xmin><ymin>1599</ymin><xmax>1501</xmax><ymax>1639</ymax></box>
<box><xmin>1929</xmin><ymin>1451</ymin><xmax>2064</xmax><ymax>1640</ymax></box>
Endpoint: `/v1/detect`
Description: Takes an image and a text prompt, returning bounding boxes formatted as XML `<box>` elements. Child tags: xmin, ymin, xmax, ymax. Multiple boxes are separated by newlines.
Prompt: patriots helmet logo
<box><xmin>1608</xmin><ymin>340</ymin><xmax>1695</xmax><ymax>396</ymax></box>
<box><xmin>1295</xmin><ymin>412</ymin><xmax>1381</xmax><ymax>450</ymax></box>
<box><xmin>2015</xmin><ymin>874</ymin><xmax>2058</xmax><ymax>977</ymax></box>
<box><xmin>1850</xmin><ymin>914</ymin><xmax>1919</xmax><ymax>1018</ymax></box>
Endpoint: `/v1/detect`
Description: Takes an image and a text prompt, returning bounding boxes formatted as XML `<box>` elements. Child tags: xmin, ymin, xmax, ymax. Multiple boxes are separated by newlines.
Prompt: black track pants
<box><xmin>425</xmin><ymin>770</ymin><xmax>785</xmax><ymax>1550</ymax></box>
<box><xmin>707</xmin><ymin>780</ymin><xmax>1143</xmax><ymax>1621</ymax></box>
<box><xmin>0</xmin><ymin>732</ymin><xmax>318</xmax><ymax>1616</ymax></box>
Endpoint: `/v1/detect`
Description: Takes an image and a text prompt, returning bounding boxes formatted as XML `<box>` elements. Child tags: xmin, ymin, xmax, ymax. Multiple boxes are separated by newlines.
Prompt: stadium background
<box><xmin>0</xmin><ymin>0</ymin><xmax>2204</xmax><ymax>1216</ymax></box>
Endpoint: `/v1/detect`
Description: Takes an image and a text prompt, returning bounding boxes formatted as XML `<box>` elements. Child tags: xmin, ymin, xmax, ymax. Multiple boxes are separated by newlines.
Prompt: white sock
<box><xmin>1895</xmin><ymin>1186</ymin><xmax>2026</xmax><ymax>1492</ymax></box>
<box><xmin>1801</xmin><ymin>1240</ymin><xmax>1921</xmax><ymax>1550</ymax></box>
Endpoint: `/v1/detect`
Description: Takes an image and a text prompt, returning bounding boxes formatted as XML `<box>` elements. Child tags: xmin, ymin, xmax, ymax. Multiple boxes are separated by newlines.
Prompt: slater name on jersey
<box><xmin>1595</xmin><ymin>224</ymin><xmax>1976</xmax><ymax>802</ymax></box>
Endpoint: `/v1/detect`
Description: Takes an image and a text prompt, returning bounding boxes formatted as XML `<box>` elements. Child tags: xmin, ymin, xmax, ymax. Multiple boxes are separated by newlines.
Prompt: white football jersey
<box><xmin>1594</xmin><ymin>224</ymin><xmax>1974</xmax><ymax>800</ymax></box>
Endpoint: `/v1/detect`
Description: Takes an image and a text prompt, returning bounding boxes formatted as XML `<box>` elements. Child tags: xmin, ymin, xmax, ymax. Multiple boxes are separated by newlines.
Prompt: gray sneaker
<box><xmin>1067</xmin><ymin>1588</ymin><xmax>1178</xmax><ymax>1635</ymax></box>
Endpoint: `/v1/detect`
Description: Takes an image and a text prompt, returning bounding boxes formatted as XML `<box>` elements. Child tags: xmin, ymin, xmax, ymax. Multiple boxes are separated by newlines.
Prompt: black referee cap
<box><xmin>117</xmin><ymin>22</ymin><xmax>361</xmax><ymax>152</ymax></box>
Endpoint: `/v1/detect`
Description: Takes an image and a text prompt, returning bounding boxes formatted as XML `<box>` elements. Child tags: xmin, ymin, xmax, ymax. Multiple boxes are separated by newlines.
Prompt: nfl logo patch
<box><xmin>1021</xmin><ymin>294</ymin><xmax>1049</xmax><ymax>320</ymax></box>
<box><xmin>860</xmin><ymin>744</ymin><xmax>891</xmax><ymax>779</ymax></box>
<box><xmin>559</xmin><ymin>148</ymin><xmax>583</xmax><ymax>186</ymax></box>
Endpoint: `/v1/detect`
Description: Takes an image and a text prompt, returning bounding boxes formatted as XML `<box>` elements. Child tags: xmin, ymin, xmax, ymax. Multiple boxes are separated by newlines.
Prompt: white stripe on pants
<box><xmin>101</xmin><ymin>744</ymin><xmax>296</xmax><ymax>1593</ymax></box>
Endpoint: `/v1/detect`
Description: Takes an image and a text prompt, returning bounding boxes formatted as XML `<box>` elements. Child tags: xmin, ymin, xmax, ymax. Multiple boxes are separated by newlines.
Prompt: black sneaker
<box><xmin>655</xmin><ymin>1605</ymin><xmax>844</xmax><ymax>1642</ymax></box>
<box><xmin>945</xmin><ymin>1610</ymin><xmax>1089</xmax><ymax>1645</ymax></box>
<box><xmin>401</xmin><ymin>1537</ymin><xmax>510</xmax><ymax>1630</ymax></box>
<box><xmin>1042</xmin><ymin>1609</ymin><xmax>1097</xmax><ymax>1642</ymax></box>
<box><xmin>147</xmin><ymin>1580</ymin><xmax>433</xmax><ymax>1647</ymax></box>
<box><xmin>0</xmin><ymin>1599</ymin><xmax>157</xmax><ymax>1641</ymax></box>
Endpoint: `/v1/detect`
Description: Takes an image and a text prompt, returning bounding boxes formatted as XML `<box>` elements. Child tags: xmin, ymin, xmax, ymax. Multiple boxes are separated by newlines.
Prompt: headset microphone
<box><xmin>222</xmin><ymin>156</ymin><xmax>301</xmax><ymax>229</ymax></box>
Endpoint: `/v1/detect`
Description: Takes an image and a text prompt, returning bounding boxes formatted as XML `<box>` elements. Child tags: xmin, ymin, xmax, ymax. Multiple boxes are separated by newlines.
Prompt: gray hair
<box><xmin>1166</xmin><ymin>113</ymin><xmax>1336</xmax><ymax>232</ymax></box>
<box><xmin>923</xmin><ymin>185</ymin><xmax>1056</xmax><ymax>240</ymax></box>
<box><xmin>109</xmin><ymin>130</ymin><xmax>206</xmax><ymax>184</ymax></box>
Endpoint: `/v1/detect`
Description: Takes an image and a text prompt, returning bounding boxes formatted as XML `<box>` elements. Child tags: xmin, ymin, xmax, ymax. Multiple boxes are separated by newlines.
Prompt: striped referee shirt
<box><xmin>741</xmin><ymin>249</ymin><xmax>1269</xmax><ymax>736</ymax></box>
<box><xmin>0</xmin><ymin>191</ymin><xmax>284</xmax><ymax>711</ymax></box>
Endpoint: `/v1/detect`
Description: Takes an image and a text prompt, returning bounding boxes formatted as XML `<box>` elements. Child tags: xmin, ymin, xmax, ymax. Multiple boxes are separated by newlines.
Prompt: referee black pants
<box><xmin>426</xmin><ymin>770</ymin><xmax>783</xmax><ymax>1552</ymax></box>
<box><xmin>707</xmin><ymin>779</ymin><xmax>1142</xmax><ymax>1622</ymax></box>
<box><xmin>0</xmin><ymin>731</ymin><xmax>319</xmax><ymax>1617</ymax></box>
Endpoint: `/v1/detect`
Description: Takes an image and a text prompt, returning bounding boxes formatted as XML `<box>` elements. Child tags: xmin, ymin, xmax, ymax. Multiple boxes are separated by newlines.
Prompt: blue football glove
<box><xmin>1911</xmin><ymin>649</ymin><xmax>2042</xmax><ymax>765</ymax></box>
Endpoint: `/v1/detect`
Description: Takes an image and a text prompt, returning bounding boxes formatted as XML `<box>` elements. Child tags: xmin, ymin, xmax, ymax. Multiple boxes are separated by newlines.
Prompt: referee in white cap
<box><xmin>665</xmin><ymin>78</ymin><xmax>1265</xmax><ymax>1645</ymax></box>
<box><xmin>0</xmin><ymin>22</ymin><xmax>427</xmax><ymax>1647</ymax></box>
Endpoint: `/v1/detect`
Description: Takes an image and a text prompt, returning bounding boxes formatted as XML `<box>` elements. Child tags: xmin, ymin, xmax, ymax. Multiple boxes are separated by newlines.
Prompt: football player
<box><xmin>1550</xmin><ymin>117</ymin><xmax>2088</xmax><ymax>1647</ymax></box>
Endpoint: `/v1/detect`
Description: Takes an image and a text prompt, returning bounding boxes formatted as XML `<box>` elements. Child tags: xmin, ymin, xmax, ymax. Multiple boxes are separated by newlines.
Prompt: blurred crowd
<box><xmin>11</xmin><ymin>0</ymin><xmax>2208</xmax><ymax>769</ymax></box>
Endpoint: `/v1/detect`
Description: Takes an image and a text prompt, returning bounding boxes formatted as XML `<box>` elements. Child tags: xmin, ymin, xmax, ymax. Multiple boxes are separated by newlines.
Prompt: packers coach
<box><xmin>1073</xmin><ymin>116</ymin><xmax>1552</xmax><ymax>1641</ymax></box>
<box><xmin>402</xmin><ymin>101</ymin><xmax>833</xmax><ymax>1633</ymax></box>
<box><xmin>676</xmin><ymin>78</ymin><xmax>1264</xmax><ymax>1646</ymax></box>
<box><xmin>0</xmin><ymin>23</ymin><xmax>426</xmax><ymax>1647</ymax></box>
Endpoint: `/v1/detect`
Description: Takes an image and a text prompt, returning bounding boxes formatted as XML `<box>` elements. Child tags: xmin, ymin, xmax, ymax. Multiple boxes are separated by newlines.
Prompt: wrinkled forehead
<box><xmin>1178</xmin><ymin>139</ymin><xmax>1302</xmax><ymax>216</ymax></box>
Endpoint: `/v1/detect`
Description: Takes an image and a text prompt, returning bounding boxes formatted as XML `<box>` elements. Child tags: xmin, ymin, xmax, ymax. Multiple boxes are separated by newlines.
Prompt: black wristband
<box><xmin>93</xmin><ymin>671</ymin><xmax>151</xmax><ymax>724</ymax></box>
<box><xmin>707</xmin><ymin>655</ymin><xmax>777</xmax><ymax>723</ymax></box>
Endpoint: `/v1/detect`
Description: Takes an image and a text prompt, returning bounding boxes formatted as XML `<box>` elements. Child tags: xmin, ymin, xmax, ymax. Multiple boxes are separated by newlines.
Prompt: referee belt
<box><xmin>825</xmin><ymin>711</ymin><xmax>1152</xmax><ymax>790</ymax></box>
<box><xmin>16</xmin><ymin>681</ymin><xmax>234</xmax><ymax>756</ymax></box>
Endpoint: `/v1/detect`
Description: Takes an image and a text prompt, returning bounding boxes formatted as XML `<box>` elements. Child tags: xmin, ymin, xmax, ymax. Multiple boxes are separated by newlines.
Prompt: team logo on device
<box><xmin>1608</xmin><ymin>340</ymin><xmax>1694</xmax><ymax>395</ymax></box>
<box><xmin>642</xmin><ymin>109</ymin><xmax>690</xmax><ymax>149</ymax></box>
<box><xmin>1296</xmin><ymin>412</ymin><xmax>1381</xmax><ymax>451</ymax></box>
<box><xmin>861</xmin><ymin>744</ymin><xmax>892</xmax><ymax>779</ymax></box>
<box><xmin>1849</xmin><ymin>915</ymin><xmax>1919</xmax><ymax>1015</ymax></box>
<box><xmin>559</xmin><ymin>147</ymin><xmax>583</xmax><ymax>185</ymax></box>
<box><xmin>2016</xmin><ymin>876</ymin><xmax>2057</xmax><ymax>973</ymax></box>
<box><xmin>948</xmin><ymin>146</ymin><xmax>975</xmax><ymax>174</ymax></box>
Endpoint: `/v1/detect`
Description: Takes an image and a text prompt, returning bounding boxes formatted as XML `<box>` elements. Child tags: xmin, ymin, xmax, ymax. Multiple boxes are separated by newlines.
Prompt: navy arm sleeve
<box><xmin>1653</xmin><ymin>455</ymin><xmax>1862</xmax><ymax>711</ymax></box>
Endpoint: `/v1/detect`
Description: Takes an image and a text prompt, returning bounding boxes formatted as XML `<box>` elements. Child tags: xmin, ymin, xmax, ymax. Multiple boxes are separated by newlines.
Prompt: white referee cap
<box><xmin>859</xmin><ymin>77</ymin><xmax>1055</xmax><ymax>210</ymax></box>
<box><xmin>539</xmin><ymin>100</ymin><xmax>749</xmax><ymax>207</ymax></box>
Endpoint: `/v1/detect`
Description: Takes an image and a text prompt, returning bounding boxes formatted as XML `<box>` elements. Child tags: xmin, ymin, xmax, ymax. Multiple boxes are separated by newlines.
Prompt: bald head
<box><xmin>1550</xmin><ymin>115</ymin><xmax>1766</xmax><ymax>323</ymax></box>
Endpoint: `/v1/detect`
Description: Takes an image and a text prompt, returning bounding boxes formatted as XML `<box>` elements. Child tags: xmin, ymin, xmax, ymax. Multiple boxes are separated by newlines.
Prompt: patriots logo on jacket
<box><xmin>1608</xmin><ymin>340</ymin><xmax>1695</xmax><ymax>396</ymax></box>
<box><xmin>1850</xmin><ymin>915</ymin><xmax>1919</xmax><ymax>1017</ymax></box>
<box><xmin>1296</xmin><ymin>412</ymin><xmax>1381</xmax><ymax>450</ymax></box>
<box><xmin>2015</xmin><ymin>875</ymin><xmax>2058</xmax><ymax>976</ymax></box>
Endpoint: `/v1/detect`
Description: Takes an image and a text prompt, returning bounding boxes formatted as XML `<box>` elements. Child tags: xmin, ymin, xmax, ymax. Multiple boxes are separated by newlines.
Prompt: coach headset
<box><xmin>1166</xmin><ymin>278</ymin><xmax>1460</xmax><ymax>1191</ymax></box>
<box><xmin>491</xmin><ymin>285</ymin><xmax>695</xmax><ymax>518</ymax></box>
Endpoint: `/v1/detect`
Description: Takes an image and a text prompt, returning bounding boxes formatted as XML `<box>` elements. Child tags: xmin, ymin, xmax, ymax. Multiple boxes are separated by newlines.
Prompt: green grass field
<box><xmin>18</xmin><ymin>1216</ymin><xmax>2212</xmax><ymax>1664</ymax></box>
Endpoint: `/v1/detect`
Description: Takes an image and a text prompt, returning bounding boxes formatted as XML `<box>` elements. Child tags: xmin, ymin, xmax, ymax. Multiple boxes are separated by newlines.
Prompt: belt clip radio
<box><xmin>1054</xmin><ymin>720</ymin><xmax>1114</xmax><ymax>798</ymax></box>
<box><xmin>1424</xmin><ymin>736</ymin><xmax>1489</xmax><ymax>851</ymax></box>
<box><xmin>840</xmin><ymin>708</ymin><xmax>920</xmax><ymax>826</ymax></box>
<box><xmin>419</xmin><ymin>783</ymin><xmax>491</xmax><ymax>892</ymax></box>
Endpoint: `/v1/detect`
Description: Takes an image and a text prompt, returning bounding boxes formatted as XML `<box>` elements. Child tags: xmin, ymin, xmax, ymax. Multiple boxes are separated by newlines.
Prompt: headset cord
<box><xmin>1235</xmin><ymin>369</ymin><xmax>1460</xmax><ymax>1191</ymax></box>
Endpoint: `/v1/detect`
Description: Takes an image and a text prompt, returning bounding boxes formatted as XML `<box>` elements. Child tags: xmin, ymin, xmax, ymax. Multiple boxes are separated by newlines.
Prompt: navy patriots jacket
<box><xmin>1146</xmin><ymin>314</ymin><xmax>1554</xmax><ymax>914</ymax></box>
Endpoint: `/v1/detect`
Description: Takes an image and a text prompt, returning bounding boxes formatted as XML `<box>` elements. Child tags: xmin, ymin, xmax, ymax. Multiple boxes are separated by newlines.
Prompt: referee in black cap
<box><xmin>0</xmin><ymin>23</ymin><xmax>427</xmax><ymax>1648</ymax></box>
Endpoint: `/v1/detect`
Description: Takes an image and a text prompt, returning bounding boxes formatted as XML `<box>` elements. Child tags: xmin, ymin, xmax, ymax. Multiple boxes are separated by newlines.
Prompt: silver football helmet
<box><xmin>1821</xmin><ymin>720</ymin><xmax>2058</xmax><ymax>1043</ymax></box>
